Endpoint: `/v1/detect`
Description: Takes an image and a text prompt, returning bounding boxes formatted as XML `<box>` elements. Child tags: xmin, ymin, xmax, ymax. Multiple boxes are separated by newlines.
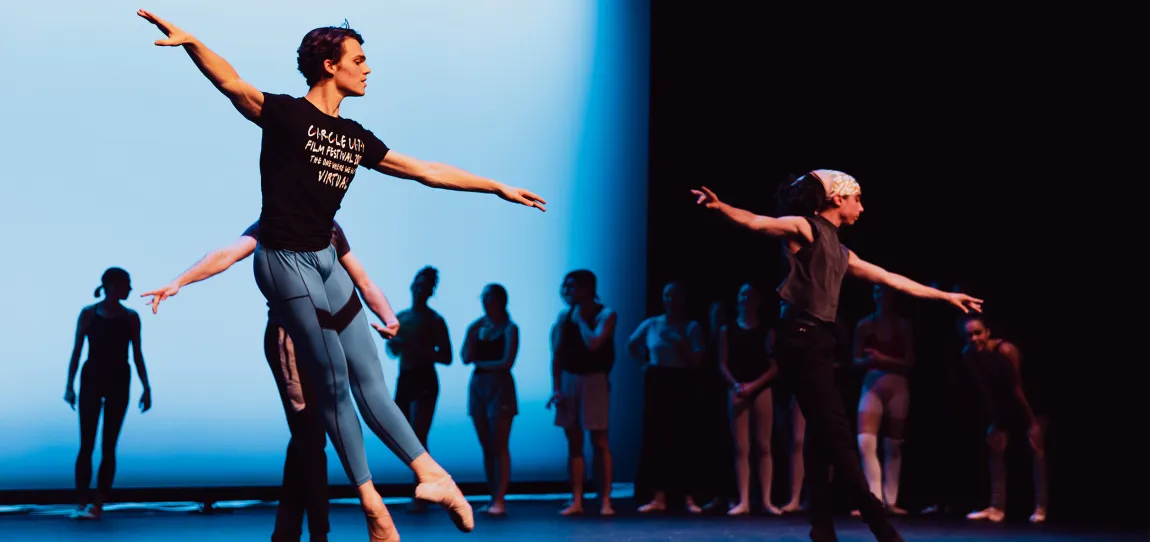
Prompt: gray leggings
<box><xmin>254</xmin><ymin>244</ymin><xmax>426</xmax><ymax>486</ymax></box>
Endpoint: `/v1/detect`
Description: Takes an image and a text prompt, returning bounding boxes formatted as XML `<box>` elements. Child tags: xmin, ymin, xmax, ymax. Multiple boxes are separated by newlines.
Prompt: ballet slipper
<box><xmin>414</xmin><ymin>474</ymin><xmax>474</xmax><ymax>533</ymax></box>
<box><xmin>364</xmin><ymin>504</ymin><xmax>400</xmax><ymax>542</ymax></box>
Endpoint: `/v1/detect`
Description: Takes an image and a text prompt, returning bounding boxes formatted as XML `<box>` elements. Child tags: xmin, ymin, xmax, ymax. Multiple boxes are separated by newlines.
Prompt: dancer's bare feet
<box><xmin>478</xmin><ymin>502</ymin><xmax>505</xmax><ymax>516</ymax></box>
<box><xmin>727</xmin><ymin>502</ymin><xmax>750</xmax><ymax>516</ymax></box>
<box><xmin>780</xmin><ymin>500</ymin><xmax>803</xmax><ymax>513</ymax></box>
<box><xmin>967</xmin><ymin>507</ymin><xmax>1005</xmax><ymax>523</ymax></box>
<box><xmin>887</xmin><ymin>505</ymin><xmax>909</xmax><ymax>516</ymax></box>
<box><xmin>599</xmin><ymin>501</ymin><xmax>615</xmax><ymax>516</ymax></box>
<box><xmin>559</xmin><ymin>501</ymin><xmax>583</xmax><ymax>516</ymax></box>
<box><xmin>637</xmin><ymin>500</ymin><xmax>665</xmax><ymax>513</ymax></box>
<box><xmin>765</xmin><ymin>503</ymin><xmax>784</xmax><ymax>516</ymax></box>
<box><xmin>414</xmin><ymin>475</ymin><xmax>474</xmax><ymax>532</ymax></box>
<box><xmin>1029</xmin><ymin>507</ymin><xmax>1047</xmax><ymax>524</ymax></box>
<box><xmin>364</xmin><ymin>501</ymin><xmax>400</xmax><ymax>542</ymax></box>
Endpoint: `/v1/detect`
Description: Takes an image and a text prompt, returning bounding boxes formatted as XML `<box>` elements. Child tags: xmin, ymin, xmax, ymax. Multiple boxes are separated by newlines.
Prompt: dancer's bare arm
<box><xmin>373</xmin><ymin>151</ymin><xmax>546</xmax><ymax>211</ymax></box>
<box><xmin>473</xmin><ymin>324</ymin><xmax>520</xmax><ymax>371</ymax></box>
<box><xmin>691</xmin><ymin>186</ymin><xmax>814</xmax><ymax>242</ymax></box>
<box><xmin>137</xmin><ymin>9</ymin><xmax>264</xmax><ymax>122</ymax></box>
<box><xmin>339</xmin><ymin>251</ymin><xmax>400</xmax><ymax>338</ymax></box>
<box><xmin>847</xmin><ymin>250</ymin><xmax>983</xmax><ymax>313</ymax></box>
<box><xmin>141</xmin><ymin>236</ymin><xmax>257</xmax><ymax>314</ymax></box>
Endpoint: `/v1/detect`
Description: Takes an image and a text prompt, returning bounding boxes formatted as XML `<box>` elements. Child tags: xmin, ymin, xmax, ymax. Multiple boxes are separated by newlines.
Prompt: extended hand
<box><xmin>137</xmin><ymin>9</ymin><xmax>195</xmax><ymax>47</ymax></box>
<box><xmin>690</xmin><ymin>186</ymin><xmax>722</xmax><ymax>209</ymax></box>
<box><xmin>141</xmin><ymin>282</ymin><xmax>180</xmax><ymax>314</ymax></box>
<box><xmin>946</xmin><ymin>291</ymin><xmax>984</xmax><ymax>314</ymax></box>
<box><xmin>496</xmin><ymin>184</ymin><xmax>547</xmax><ymax>212</ymax></box>
<box><xmin>372</xmin><ymin>321</ymin><xmax>401</xmax><ymax>340</ymax></box>
<box><xmin>64</xmin><ymin>388</ymin><xmax>76</xmax><ymax>411</ymax></box>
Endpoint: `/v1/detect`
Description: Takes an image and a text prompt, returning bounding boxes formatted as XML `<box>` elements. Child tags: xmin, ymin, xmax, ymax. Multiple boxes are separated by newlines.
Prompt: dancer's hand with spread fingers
<box><xmin>137</xmin><ymin>9</ymin><xmax>195</xmax><ymax>47</ymax></box>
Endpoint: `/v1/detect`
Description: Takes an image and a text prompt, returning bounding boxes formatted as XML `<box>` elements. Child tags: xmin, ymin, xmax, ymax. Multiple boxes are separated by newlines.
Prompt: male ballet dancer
<box><xmin>138</xmin><ymin>9</ymin><xmax>545</xmax><ymax>541</ymax></box>
<box><xmin>692</xmin><ymin>171</ymin><xmax>981</xmax><ymax>542</ymax></box>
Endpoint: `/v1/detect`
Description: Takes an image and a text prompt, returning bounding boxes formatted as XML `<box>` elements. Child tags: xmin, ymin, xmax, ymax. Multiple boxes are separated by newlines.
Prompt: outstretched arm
<box><xmin>339</xmin><ymin>251</ymin><xmax>400</xmax><ymax>339</ymax></box>
<box><xmin>847</xmin><ymin>250</ymin><xmax>983</xmax><ymax>313</ymax></box>
<box><xmin>137</xmin><ymin>10</ymin><xmax>264</xmax><ymax>122</ymax></box>
<box><xmin>374</xmin><ymin>151</ymin><xmax>546</xmax><ymax>211</ymax></box>
<box><xmin>141</xmin><ymin>235</ymin><xmax>257</xmax><ymax>314</ymax></box>
<box><xmin>690</xmin><ymin>186</ymin><xmax>813</xmax><ymax>240</ymax></box>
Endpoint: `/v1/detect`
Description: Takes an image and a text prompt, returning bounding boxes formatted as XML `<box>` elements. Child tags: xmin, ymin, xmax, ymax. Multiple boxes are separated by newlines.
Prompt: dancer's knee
<box><xmin>565</xmin><ymin>429</ymin><xmax>585</xmax><ymax>458</ymax></box>
<box><xmin>857</xmin><ymin>433</ymin><xmax>878</xmax><ymax>457</ymax></box>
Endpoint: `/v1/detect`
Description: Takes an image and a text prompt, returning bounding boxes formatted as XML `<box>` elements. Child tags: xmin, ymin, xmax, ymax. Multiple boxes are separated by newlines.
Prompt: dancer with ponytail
<box><xmin>65</xmin><ymin>268</ymin><xmax>152</xmax><ymax>520</ymax></box>
<box><xmin>691</xmin><ymin>170</ymin><xmax>982</xmax><ymax>542</ymax></box>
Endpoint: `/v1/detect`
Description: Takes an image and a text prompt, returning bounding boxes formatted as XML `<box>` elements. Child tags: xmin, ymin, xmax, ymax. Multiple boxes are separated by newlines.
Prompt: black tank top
<box><xmin>556</xmin><ymin>305</ymin><xmax>615</xmax><ymax>375</ymax></box>
<box><xmin>965</xmin><ymin>342</ymin><xmax>1020</xmax><ymax>417</ymax></box>
<box><xmin>87</xmin><ymin>307</ymin><xmax>133</xmax><ymax>366</ymax></box>
<box><xmin>777</xmin><ymin>215</ymin><xmax>850</xmax><ymax>323</ymax></box>
<box><xmin>727</xmin><ymin>322</ymin><xmax>771</xmax><ymax>383</ymax></box>
<box><xmin>473</xmin><ymin>324</ymin><xmax>508</xmax><ymax>374</ymax></box>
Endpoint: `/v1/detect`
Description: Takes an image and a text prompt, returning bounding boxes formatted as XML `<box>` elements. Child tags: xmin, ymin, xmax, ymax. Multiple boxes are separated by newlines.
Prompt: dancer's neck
<box><xmin>304</xmin><ymin>85</ymin><xmax>346</xmax><ymax>118</ymax></box>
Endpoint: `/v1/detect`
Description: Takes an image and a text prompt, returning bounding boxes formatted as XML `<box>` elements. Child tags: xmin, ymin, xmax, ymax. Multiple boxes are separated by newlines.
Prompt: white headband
<box><xmin>810</xmin><ymin>169</ymin><xmax>860</xmax><ymax>200</ymax></box>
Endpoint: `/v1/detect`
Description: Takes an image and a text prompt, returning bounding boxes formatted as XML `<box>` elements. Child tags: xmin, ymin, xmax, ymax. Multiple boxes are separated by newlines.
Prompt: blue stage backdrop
<box><xmin>0</xmin><ymin>0</ymin><xmax>649</xmax><ymax>490</ymax></box>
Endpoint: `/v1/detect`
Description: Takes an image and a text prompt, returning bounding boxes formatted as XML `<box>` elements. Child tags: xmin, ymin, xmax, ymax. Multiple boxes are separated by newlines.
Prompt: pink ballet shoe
<box><xmin>415</xmin><ymin>475</ymin><xmax>474</xmax><ymax>533</ymax></box>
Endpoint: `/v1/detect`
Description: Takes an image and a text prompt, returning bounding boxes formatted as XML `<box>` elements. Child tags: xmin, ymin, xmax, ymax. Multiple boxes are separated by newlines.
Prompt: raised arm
<box><xmin>473</xmin><ymin>324</ymin><xmax>520</xmax><ymax>372</ymax></box>
<box><xmin>141</xmin><ymin>235</ymin><xmax>257</xmax><ymax>314</ymax></box>
<box><xmin>847</xmin><ymin>250</ymin><xmax>983</xmax><ymax>313</ymax></box>
<box><xmin>339</xmin><ymin>251</ymin><xmax>400</xmax><ymax>338</ymax></box>
<box><xmin>129</xmin><ymin>312</ymin><xmax>153</xmax><ymax>413</ymax></box>
<box><xmin>137</xmin><ymin>10</ymin><xmax>264</xmax><ymax>122</ymax></box>
<box><xmin>373</xmin><ymin>151</ymin><xmax>546</xmax><ymax>211</ymax></box>
<box><xmin>691</xmin><ymin>186</ymin><xmax>813</xmax><ymax>240</ymax></box>
<box><xmin>574</xmin><ymin>307</ymin><xmax>617</xmax><ymax>352</ymax></box>
<box><xmin>64</xmin><ymin>307</ymin><xmax>94</xmax><ymax>409</ymax></box>
<box><xmin>627</xmin><ymin>318</ymin><xmax>651</xmax><ymax>361</ymax></box>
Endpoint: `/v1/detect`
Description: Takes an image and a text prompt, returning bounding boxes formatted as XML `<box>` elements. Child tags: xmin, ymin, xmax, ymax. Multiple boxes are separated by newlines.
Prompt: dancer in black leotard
<box><xmin>692</xmin><ymin>171</ymin><xmax>981</xmax><ymax>542</ymax></box>
<box><xmin>64</xmin><ymin>268</ymin><xmax>152</xmax><ymax>520</ymax></box>
<box><xmin>959</xmin><ymin>315</ymin><xmax>1048</xmax><ymax>524</ymax></box>
<box><xmin>719</xmin><ymin>283</ymin><xmax>782</xmax><ymax>516</ymax></box>
<box><xmin>461</xmin><ymin>284</ymin><xmax>520</xmax><ymax>516</ymax></box>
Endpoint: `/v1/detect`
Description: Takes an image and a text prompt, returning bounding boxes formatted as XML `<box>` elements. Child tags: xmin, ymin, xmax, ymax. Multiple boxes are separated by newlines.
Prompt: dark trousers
<box><xmin>636</xmin><ymin>366</ymin><xmax>704</xmax><ymax>500</ymax></box>
<box><xmin>774</xmin><ymin>318</ymin><xmax>891</xmax><ymax>533</ymax></box>
<box><xmin>265</xmin><ymin>323</ymin><xmax>329</xmax><ymax>542</ymax></box>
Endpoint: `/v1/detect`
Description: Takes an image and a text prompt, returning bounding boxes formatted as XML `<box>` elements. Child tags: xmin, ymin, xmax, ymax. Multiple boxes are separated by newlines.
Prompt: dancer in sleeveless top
<box><xmin>959</xmin><ymin>315</ymin><xmax>1047</xmax><ymax>524</ymax></box>
<box><xmin>65</xmin><ymin>268</ymin><xmax>152</xmax><ymax>520</ymax></box>
<box><xmin>387</xmin><ymin>266</ymin><xmax>452</xmax><ymax>513</ymax></box>
<box><xmin>139</xmin><ymin>9</ymin><xmax>547</xmax><ymax>539</ymax></box>
<box><xmin>461</xmin><ymin>284</ymin><xmax>519</xmax><ymax>516</ymax></box>
<box><xmin>142</xmin><ymin>220</ymin><xmax>396</xmax><ymax>542</ymax></box>
<box><xmin>853</xmin><ymin>284</ymin><xmax>914</xmax><ymax>515</ymax></box>
<box><xmin>719</xmin><ymin>283</ymin><xmax>782</xmax><ymax>515</ymax></box>
<box><xmin>692</xmin><ymin>171</ymin><xmax>980</xmax><ymax>542</ymax></box>
<box><xmin>548</xmin><ymin>270</ymin><xmax>618</xmax><ymax>516</ymax></box>
<box><xmin>629</xmin><ymin>281</ymin><xmax>708</xmax><ymax>514</ymax></box>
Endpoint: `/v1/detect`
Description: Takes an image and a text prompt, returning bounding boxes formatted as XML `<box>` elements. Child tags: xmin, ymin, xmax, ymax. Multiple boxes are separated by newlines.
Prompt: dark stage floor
<box><xmin>2</xmin><ymin>499</ymin><xmax>1145</xmax><ymax>541</ymax></box>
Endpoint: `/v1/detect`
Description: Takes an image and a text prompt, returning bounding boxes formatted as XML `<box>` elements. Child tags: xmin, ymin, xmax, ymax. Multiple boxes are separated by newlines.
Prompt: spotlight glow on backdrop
<box><xmin>0</xmin><ymin>0</ymin><xmax>648</xmax><ymax>490</ymax></box>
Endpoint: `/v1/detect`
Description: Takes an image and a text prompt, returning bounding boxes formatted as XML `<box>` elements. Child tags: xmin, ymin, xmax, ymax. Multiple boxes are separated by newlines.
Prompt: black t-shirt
<box><xmin>255</xmin><ymin>93</ymin><xmax>390</xmax><ymax>252</ymax></box>
<box><xmin>242</xmin><ymin>220</ymin><xmax>351</xmax><ymax>257</ymax></box>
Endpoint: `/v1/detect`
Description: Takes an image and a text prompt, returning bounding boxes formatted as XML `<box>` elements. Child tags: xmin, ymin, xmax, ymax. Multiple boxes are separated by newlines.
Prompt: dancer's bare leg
<box><xmin>781</xmin><ymin>399</ymin><xmax>806</xmax><ymax>512</ymax></box>
<box><xmin>591</xmin><ymin>429</ymin><xmax>615</xmax><ymax>515</ymax></box>
<box><xmin>560</xmin><ymin>427</ymin><xmax>586</xmax><ymax>515</ymax></box>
